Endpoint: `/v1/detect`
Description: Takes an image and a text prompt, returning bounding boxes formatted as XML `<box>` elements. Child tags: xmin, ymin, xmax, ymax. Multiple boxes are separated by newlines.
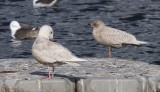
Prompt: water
<box><xmin>0</xmin><ymin>0</ymin><xmax>160</xmax><ymax>64</ymax></box>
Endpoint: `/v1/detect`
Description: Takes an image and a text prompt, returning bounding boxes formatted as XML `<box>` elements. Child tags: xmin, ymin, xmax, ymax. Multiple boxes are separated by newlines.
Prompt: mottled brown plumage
<box><xmin>89</xmin><ymin>20</ymin><xmax>148</xmax><ymax>58</ymax></box>
<box><xmin>36</xmin><ymin>0</ymin><xmax>53</xmax><ymax>4</ymax></box>
<box><xmin>10</xmin><ymin>20</ymin><xmax>40</xmax><ymax>39</ymax></box>
<box><xmin>15</xmin><ymin>26</ymin><xmax>39</xmax><ymax>39</ymax></box>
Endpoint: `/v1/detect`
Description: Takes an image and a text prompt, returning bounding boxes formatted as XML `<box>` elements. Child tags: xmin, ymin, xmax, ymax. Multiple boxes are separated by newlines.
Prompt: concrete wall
<box><xmin>0</xmin><ymin>58</ymin><xmax>160</xmax><ymax>92</ymax></box>
<box><xmin>0</xmin><ymin>77</ymin><xmax>160</xmax><ymax>92</ymax></box>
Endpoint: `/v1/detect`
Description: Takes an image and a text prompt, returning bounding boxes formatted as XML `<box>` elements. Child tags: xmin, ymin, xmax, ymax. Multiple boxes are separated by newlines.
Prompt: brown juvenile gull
<box><xmin>89</xmin><ymin>20</ymin><xmax>148</xmax><ymax>58</ymax></box>
<box><xmin>10</xmin><ymin>20</ymin><xmax>39</xmax><ymax>39</ymax></box>
<box><xmin>32</xmin><ymin>25</ymin><xmax>87</xmax><ymax>79</ymax></box>
<box><xmin>33</xmin><ymin>0</ymin><xmax>60</xmax><ymax>8</ymax></box>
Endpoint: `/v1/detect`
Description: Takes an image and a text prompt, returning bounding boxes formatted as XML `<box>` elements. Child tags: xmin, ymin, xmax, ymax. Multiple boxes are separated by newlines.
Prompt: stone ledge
<box><xmin>0</xmin><ymin>58</ymin><xmax>159</xmax><ymax>92</ymax></box>
<box><xmin>0</xmin><ymin>78</ymin><xmax>159</xmax><ymax>92</ymax></box>
<box><xmin>1</xmin><ymin>79</ymin><xmax>75</xmax><ymax>92</ymax></box>
<box><xmin>77</xmin><ymin>79</ymin><xmax>143</xmax><ymax>92</ymax></box>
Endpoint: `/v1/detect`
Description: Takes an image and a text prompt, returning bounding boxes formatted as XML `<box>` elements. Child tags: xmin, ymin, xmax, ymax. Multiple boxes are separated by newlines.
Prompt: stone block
<box><xmin>1</xmin><ymin>80</ymin><xmax>18</xmax><ymax>92</ymax></box>
<box><xmin>0</xmin><ymin>80</ymin><xmax>4</xmax><ymax>92</ymax></box>
<box><xmin>77</xmin><ymin>79</ymin><xmax>143</xmax><ymax>92</ymax></box>
<box><xmin>14</xmin><ymin>79</ymin><xmax>75</xmax><ymax>92</ymax></box>
<box><xmin>14</xmin><ymin>80</ymin><xmax>40</xmax><ymax>92</ymax></box>
<box><xmin>146</xmin><ymin>77</ymin><xmax>160</xmax><ymax>92</ymax></box>
<box><xmin>41</xmin><ymin>78</ymin><xmax>75</xmax><ymax>92</ymax></box>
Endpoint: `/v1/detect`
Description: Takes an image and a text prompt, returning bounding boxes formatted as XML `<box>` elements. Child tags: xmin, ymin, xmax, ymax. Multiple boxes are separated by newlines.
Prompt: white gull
<box><xmin>32</xmin><ymin>25</ymin><xmax>86</xmax><ymax>79</ymax></box>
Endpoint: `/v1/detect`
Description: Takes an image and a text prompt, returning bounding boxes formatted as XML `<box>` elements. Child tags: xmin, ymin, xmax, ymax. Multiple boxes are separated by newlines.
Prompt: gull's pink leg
<box><xmin>48</xmin><ymin>66</ymin><xmax>51</xmax><ymax>79</ymax></box>
<box><xmin>105</xmin><ymin>47</ymin><xmax>112</xmax><ymax>58</ymax></box>
<box><xmin>52</xmin><ymin>67</ymin><xmax>54</xmax><ymax>78</ymax></box>
<box><xmin>42</xmin><ymin>66</ymin><xmax>51</xmax><ymax>80</ymax></box>
<box><xmin>108</xmin><ymin>47</ymin><xmax>112</xmax><ymax>58</ymax></box>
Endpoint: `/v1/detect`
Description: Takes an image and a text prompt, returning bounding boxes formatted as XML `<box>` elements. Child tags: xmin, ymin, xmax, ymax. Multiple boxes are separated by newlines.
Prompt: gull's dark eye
<box><xmin>50</xmin><ymin>32</ymin><xmax>52</xmax><ymax>34</ymax></box>
<box><xmin>93</xmin><ymin>23</ymin><xmax>97</xmax><ymax>27</ymax></box>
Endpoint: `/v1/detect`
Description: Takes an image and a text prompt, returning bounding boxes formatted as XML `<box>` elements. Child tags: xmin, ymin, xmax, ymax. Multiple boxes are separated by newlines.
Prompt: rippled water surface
<box><xmin>0</xmin><ymin>0</ymin><xmax>160</xmax><ymax>64</ymax></box>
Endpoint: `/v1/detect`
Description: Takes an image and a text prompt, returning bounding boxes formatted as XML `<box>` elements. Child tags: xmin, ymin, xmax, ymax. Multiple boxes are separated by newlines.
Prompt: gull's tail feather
<box><xmin>64</xmin><ymin>57</ymin><xmax>87</xmax><ymax>66</ymax></box>
<box><xmin>71</xmin><ymin>57</ymin><xmax>87</xmax><ymax>62</ymax></box>
<box><xmin>136</xmin><ymin>40</ymin><xmax>149</xmax><ymax>45</ymax></box>
<box><xmin>65</xmin><ymin>62</ymin><xmax>80</xmax><ymax>66</ymax></box>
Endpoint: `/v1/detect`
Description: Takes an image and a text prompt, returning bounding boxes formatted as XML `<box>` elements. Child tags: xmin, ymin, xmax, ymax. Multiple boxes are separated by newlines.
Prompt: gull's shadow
<box><xmin>30</xmin><ymin>71</ymin><xmax>86</xmax><ymax>81</ymax></box>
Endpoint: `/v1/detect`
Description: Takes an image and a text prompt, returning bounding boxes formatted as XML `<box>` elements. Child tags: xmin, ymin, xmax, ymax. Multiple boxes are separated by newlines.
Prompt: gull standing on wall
<box><xmin>32</xmin><ymin>25</ymin><xmax>86</xmax><ymax>79</ymax></box>
<box><xmin>89</xmin><ymin>20</ymin><xmax>148</xmax><ymax>58</ymax></box>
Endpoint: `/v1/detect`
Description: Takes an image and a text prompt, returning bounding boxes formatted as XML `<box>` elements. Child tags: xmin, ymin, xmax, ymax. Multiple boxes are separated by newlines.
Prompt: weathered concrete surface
<box><xmin>0</xmin><ymin>58</ymin><xmax>159</xmax><ymax>92</ymax></box>
<box><xmin>77</xmin><ymin>79</ymin><xmax>143</xmax><ymax>92</ymax></box>
<box><xmin>145</xmin><ymin>77</ymin><xmax>160</xmax><ymax>92</ymax></box>
<box><xmin>14</xmin><ymin>79</ymin><xmax>75</xmax><ymax>92</ymax></box>
<box><xmin>0</xmin><ymin>79</ymin><xmax>75</xmax><ymax>92</ymax></box>
<box><xmin>0</xmin><ymin>58</ymin><xmax>159</xmax><ymax>79</ymax></box>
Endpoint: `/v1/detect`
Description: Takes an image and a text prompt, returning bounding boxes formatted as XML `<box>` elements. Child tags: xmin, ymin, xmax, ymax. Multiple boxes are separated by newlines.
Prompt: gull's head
<box><xmin>88</xmin><ymin>20</ymin><xmax>105</xmax><ymax>29</ymax></box>
<box><xmin>33</xmin><ymin>0</ymin><xmax>38</xmax><ymax>3</ymax></box>
<box><xmin>38</xmin><ymin>25</ymin><xmax>54</xmax><ymax>41</ymax></box>
<box><xmin>33</xmin><ymin>0</ymin><xmax>38</xmax><ymax>7</ymax></box>
<box><xmin>10</xmin><ymin>20</ymin><xmax>21</xmax><ymax>38</ymax></box>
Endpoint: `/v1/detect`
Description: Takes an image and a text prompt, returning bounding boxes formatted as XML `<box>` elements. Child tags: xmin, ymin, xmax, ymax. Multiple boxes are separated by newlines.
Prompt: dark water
<box><xmin>0</xmin><ymin>0</ymin><xmax>160</xmax><ymax>64</ymax></box>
